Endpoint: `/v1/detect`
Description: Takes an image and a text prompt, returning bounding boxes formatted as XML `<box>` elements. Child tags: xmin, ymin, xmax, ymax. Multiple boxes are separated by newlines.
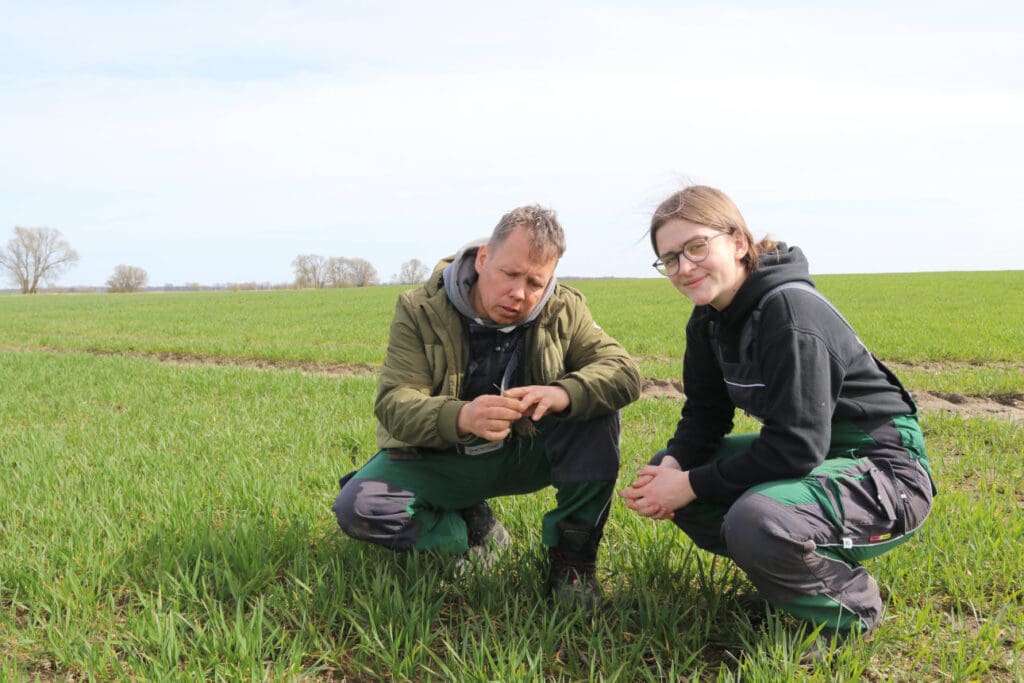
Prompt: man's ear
<box><xmin>474</xmin><ymin>244</ymin><xmax>488</xmax><ymax>274</ymax></box>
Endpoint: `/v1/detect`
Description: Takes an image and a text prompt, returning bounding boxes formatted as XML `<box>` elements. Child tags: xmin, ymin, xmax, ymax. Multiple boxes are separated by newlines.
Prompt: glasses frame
<box><xmin>652</xmin><ymin>231</ymin><xmax>732</xmax><ymax>276</ymax></box>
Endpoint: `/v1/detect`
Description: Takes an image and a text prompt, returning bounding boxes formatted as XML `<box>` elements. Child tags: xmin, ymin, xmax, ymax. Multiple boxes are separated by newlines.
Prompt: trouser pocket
<box><xmin>824</xmin><ymin>460</ymin><xmax>904</xmax><ymax>548</ymax></box>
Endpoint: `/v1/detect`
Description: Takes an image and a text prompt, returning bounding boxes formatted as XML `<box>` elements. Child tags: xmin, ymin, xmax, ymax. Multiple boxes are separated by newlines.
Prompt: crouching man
<box><xmin>332</xmin><ymin>205</ymin><xmax>641</xmax><ymax>607</ymax></box>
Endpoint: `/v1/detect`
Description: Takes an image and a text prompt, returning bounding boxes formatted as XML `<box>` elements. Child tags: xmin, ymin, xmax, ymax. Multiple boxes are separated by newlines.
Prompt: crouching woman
<box><xmin>620</xmin><ymin>185</ymin><xmax>936</xmax><ymax>640</ymax></box>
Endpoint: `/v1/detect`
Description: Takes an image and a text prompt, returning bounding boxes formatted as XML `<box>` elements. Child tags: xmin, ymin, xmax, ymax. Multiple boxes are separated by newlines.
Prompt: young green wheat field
<box><xmin>1</xmin><ymin>272</ymin><xmax>1022</xmax><ymax>682</ymax></box>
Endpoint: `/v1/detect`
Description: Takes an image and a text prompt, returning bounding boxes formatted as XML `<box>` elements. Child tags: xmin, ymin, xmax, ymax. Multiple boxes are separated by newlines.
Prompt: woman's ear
<box><xmin>733</xmin><ymin>232</ymin><xmax>750</xmax><ymax>260</ymax></box>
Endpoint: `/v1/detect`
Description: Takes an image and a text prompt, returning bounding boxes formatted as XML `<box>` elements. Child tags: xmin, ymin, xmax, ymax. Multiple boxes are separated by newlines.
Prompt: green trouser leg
<box><xmin>782</xmin><ymin>529</ymin><xmax>917</xmax><ymax>632</ymax></box>
<box><xmin>662</xmin><ymin>433</ymin><xmax>757</xmax><ymax>556</ymax></box>
<box><xmin>672</xmin><ymin>450</ymin><xmax>876</xmax><ymax>631</ymax></box>
<box><xmin>350</xmin><ymin>444</ymin><xmax>548</xmax><ymax>553</ymax></box>
<box><xmin>404</xmin><ymin>480</ymin><xmax>613</xmax><ymax>553</ymax></box>
<box><xmin>541</xmin><ymin>480</ymin><xmax>615</xmax><ymax>548</ymax></box>
<box><xmin>349</xmin><ymin>428</ymin><xmax>616</xmax><ymax>554</ymax></box>
<box><xmin>665</xmin><ymin>417</ymin><xmax>933</xmax><ymax>633</ymax></box>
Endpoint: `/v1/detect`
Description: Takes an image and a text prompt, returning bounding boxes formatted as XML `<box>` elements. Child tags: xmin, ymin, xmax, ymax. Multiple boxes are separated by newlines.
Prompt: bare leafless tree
<box><xmin>325</xmin><ymin>256</ymin><xmax>354</xmax><ymax>288</ymax></box>
<box><xmin>395</xmin><ymin>258</ymin><xmax>429</xmax><ymax>285</ymax></box>
<box><xmin>347</xmin><ymin>257</ymin><xmax>379</xmax><ymax>287</ymax></box>
<box><xmin>0</xmin><ymin>226</ymin><xmax>79</xmax><ymax>294</ymax></box>
<box><xmin>106</xmin><ymin>264</ymin><xmax>149</xmax><ymax>293</ymax></box>
<box><xmin>291</xmin><ymin>254</ymin><xmax>328</xmax><ymax>289</ymax></box>
<box><xmin>293</xmin><ymin>254</ymin><xmax>378</xmax><ymax>288</ymax></box>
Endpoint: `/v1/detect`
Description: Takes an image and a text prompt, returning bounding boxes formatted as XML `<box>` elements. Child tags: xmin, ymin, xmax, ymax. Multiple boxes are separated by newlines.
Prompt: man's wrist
<box><xmin>439</xmin><ymin>399</ymin><xmax>469</xmax><ymax>444</ymax></box>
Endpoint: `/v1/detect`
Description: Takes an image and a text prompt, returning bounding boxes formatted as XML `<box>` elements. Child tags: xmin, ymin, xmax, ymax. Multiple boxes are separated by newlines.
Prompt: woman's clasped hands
<box><xmin>618</xmin><ymin>455</ymin><xmax>697</xmax><ymax>520</ymax></box>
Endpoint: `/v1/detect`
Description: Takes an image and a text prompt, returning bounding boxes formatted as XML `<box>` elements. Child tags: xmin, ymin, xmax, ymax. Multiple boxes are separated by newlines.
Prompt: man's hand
<box><xmin>456</xmin><ymin>394</ymin><xmax>524</xmax><ymax>441</ymax></box>
<box><xmin>618</xmin><ymin>464</ymin><xmax>695</xmax><ymax>520</ymax></box>
<box><xmin>502</xmin><ymin>384</ymin><xmax>570</xmax><ymax>421</ymax></box>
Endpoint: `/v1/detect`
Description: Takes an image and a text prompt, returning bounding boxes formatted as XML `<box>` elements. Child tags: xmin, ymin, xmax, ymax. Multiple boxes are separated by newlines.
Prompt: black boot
<box><xmin>461</xmin><ymin>500</ymin><xmax>508</xmax><ymax>547</ymax></box>
<box><xmin>546</xmin><ymin>519</ymin><xmax>602</xmax><ymax>609</ymax></box>
<box><xmin>454</xmin><ymin>500</ymin><xmax>511</xmax><ymax>575</ymax></box>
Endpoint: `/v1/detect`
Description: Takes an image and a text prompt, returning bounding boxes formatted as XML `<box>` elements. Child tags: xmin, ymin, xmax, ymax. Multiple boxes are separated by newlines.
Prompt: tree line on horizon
<box><xmin>0</xmin><ymin>226</ymin><xmax>431</xmax><ymax>295</ymax></box>
<box><xmin>290</xmin><ymin>254</ymin><xmax>429</xmax><ymax>289</ymax></box>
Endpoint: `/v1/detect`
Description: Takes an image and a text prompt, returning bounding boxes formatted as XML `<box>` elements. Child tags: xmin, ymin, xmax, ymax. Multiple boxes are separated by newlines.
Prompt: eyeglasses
<box><xmin>652</xmin><ymin>231</ymin><xmax>731</xmax><ymax>276</ymax></box>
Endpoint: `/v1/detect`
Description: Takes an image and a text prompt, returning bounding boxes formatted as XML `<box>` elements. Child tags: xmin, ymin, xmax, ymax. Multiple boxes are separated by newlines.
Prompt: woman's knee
<box><xmin>648</xmin><ymin>448</ymin><xmax>671</xmax><ymax>466</ymax></box>
<box><xmin>722</xmin><ymin>493</ymin><xmax>792</xmax><ymax>565</ymax></box>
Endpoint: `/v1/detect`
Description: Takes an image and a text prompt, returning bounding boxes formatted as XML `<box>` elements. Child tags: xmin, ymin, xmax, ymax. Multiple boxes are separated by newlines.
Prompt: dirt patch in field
<box><xmin>640</xmin><ymin>378</ymin><xmax>1023</xmax><ymax>423</ymax></box>
<box><xmin>157</xmin><ymin>351</ymin><xmax>377</xmax><ymax>378</ymax></box>
<box><xmin>640</xmin><ymin>378</ymin><xmax>685</xmax><ymax>399</ymax></box>
<box><xmin>885</xmin><ymin>359</ymin><xmax>1024</xmax><ymax>373</ymax></box>
<box><xmin>87</xmin><ymin>348</ymin><xmax>378</xmax><ymax>378</ymax></box>
<box><xmin>911</xmin><ymin>391</ymin><xmax>1024</xmax><ymax>422</ymax></box>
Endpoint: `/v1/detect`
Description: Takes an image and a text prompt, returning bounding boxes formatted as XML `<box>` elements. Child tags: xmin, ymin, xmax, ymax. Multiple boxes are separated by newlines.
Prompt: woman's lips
<box><xmin>683</xmin><ymin>275</ymin><xmax>706</xmax><ymax>288</ymax></box>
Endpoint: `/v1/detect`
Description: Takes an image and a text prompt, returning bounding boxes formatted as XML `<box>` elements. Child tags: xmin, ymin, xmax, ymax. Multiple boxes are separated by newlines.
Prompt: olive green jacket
<box><xmin>374</xmin><ymin>258</ymin><xmax>642</xmax><ymax>450</ymax></box>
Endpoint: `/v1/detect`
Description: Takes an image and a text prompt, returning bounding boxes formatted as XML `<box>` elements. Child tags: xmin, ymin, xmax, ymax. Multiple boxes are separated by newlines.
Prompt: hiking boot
<box><xmin>546</xmin><ymin>547</ymin><xmax>601</xmax><ymax>609</ymax></box>
<box><xmin>546</xmin><ymin>518</ymin><xmax>604</xmax><ymax>609</ymax></box>
<box><xmin>798</xmin><ymin>628</ymin><xmax>845</xmax><ymax>664</ymax></box>
<box><xmin>796</xmin><ymin>622</ymin><xmax>876</xmax><ymax>665</ymax></box>
<box><xmin>453</xmin><ymin>501</ymin><xmax>511</xmax><ymax>575</ymax></box>
<box><xmin>462</xmin><ymin>500</ymin><xmax>506</xmax><ymax>547</ymax></box>
<box><xmin>735</xmin><ymin>590</ymin><xmax>775</xmax><ymax>629</ymax></box>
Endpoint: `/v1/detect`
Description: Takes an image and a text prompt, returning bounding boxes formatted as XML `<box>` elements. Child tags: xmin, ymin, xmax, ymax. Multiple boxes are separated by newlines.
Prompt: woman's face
<box><xmin>654</xmin><ymin>219</ymin><xmax>749</xmax><ymax>310</ymax></box>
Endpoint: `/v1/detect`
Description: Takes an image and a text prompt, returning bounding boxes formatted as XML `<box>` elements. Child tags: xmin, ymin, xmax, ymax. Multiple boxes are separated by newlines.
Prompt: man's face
<box><xmin>471</xmin><ymin>226</ymin><xmax>558</xmax><ymax>325</ymax></box>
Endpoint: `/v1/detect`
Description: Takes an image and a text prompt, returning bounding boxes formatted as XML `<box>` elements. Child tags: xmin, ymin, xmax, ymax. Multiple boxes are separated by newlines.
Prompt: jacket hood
<box><xmin>718</xmin><ymin>243</ymin><xmax>815</xmax><ymax>329</ymax></box>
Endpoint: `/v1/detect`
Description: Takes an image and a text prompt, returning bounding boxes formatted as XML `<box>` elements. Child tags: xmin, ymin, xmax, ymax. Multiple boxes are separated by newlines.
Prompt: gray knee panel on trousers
<box><xmin>723</xmin><ymin>491</ymin><xmax>883</xmax><ymax>627</ymax></box>
<box><xmin>332</xmin><ymin>476</ymin><xmax>421</xmax><ymax>551</ymax></box>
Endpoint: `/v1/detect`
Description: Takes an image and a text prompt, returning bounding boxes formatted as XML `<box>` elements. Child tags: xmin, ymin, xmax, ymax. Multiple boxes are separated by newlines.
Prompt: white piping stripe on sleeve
<box><xmin>724</xmin><ymin>380</ymin><xmax>766</xmax><ymax>388</ymax></box>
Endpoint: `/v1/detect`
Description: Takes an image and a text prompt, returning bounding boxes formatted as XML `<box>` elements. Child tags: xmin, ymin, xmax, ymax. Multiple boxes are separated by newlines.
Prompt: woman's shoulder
<box><xmin>757</xmin><ymin>283</ymin><xmax>853</xmax><ymax>342</ymax></box>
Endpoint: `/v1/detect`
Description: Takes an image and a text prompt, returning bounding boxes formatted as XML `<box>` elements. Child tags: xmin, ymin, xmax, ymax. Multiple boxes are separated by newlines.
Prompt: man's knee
<box><xmin>332</xmin><ymin>476</ymin><xmax>420</xmax><ymax>551</ymax></box>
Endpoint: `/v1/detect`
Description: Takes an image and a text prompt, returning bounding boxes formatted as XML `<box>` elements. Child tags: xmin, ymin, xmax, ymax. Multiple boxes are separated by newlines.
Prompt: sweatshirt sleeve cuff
<box><xmin>687</xmin><ymin>465</ymin><xmax>725</xmax><ymax>501</ymax></box>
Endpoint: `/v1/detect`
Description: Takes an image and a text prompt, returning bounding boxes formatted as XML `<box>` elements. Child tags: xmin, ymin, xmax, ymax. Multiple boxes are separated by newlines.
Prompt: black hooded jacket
<box><xmin>666</xmin><ymin>244</ymin><xmax>915</xmax><ymax>501</ymax></box>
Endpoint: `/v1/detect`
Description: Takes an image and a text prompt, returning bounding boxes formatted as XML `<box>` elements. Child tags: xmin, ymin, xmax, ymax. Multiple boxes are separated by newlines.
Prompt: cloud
<box><xmin>1</xmin><ymin>3</ymin><xmax>1022</xmax><ymax>285</ymax></box>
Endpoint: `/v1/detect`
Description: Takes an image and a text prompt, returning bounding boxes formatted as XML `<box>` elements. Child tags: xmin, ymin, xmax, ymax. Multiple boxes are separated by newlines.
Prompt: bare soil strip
<box><xmin>641</xmin><ymin>378</ymin><xmax>1024</xmax><ymax>423</ymax></box>
<box><xmin>85</xmin><ymin>348</ymin><xmax>378</xmax><ymax>378</ymax></box>
<box><xmin>124</xmin><ymin>351</ymin><xmax>1024</xmax><ymax>423</ymax></box>
<box><xmin>6</xmin><ymin>346</ymin><xmax>1022</xmax><ymax>422</ymax></box>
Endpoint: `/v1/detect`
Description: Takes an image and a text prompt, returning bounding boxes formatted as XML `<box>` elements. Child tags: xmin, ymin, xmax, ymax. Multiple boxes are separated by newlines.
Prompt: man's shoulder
<box><xmin>551</xmin><ymin>282</ymin><xmax>587</xmax><ymax>307</ymax></box>
<box><xmin>398</xmin><ymin>269</ymin><xmax>447</xmax><ymax>304</ymax></box>
<box><xmin>537</xmin><ymin>283</ymin><xmax>588</xmax><ymax>323</ymax></box>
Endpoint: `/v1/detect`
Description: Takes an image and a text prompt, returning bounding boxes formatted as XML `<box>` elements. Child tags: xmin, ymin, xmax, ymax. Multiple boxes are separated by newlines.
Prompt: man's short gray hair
<box><xmin>489</xmin><ymin>205</ymin><xmax>566</xmax><ymax>261</ymax></box>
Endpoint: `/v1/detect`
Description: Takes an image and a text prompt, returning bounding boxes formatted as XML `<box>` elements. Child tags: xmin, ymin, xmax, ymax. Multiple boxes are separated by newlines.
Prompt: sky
<box><xmin>1</xmin><ymin>1</ymin><xmax>1022</xmax><ymax>288</ymax></box>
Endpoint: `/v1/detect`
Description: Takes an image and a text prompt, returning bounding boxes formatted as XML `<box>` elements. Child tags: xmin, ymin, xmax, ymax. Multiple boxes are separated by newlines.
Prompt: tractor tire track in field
<box><xmin>641</xmin><ymin>379</ymin><xmax>1024</xmax><ymax>424</ymax></box>
<box><xmin>77</xmin><ymin>348</ymin><xmax>379</xmax><ymax>377</ymax></box>
<box><xmin>9</xmin><ymin>347</ymin><xmax>1024</xmax><ymax>423</ymax></box>
<box><xmin>138</xmin><ymin>351</ymin><xmax>1024</xmax><ymax>424</ymax></box>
